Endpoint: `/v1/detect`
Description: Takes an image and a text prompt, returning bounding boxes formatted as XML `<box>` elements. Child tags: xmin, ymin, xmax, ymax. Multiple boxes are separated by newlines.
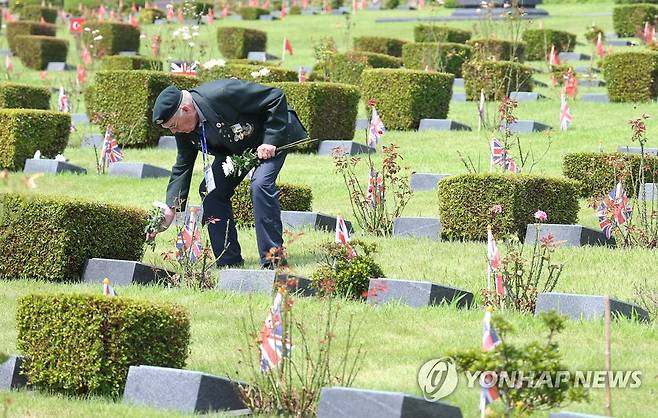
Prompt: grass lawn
<box><xmin>1</xmin><ymin>2</ymin><xmax>657</xmax><ymax>417</ymax></box>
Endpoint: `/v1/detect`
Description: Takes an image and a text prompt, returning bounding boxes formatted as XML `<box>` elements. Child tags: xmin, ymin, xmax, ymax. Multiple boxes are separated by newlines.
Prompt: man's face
<box><xmin>161</xmin><ymin>104</ymin><xmax>198</xmax><ymax>134</ymax></box>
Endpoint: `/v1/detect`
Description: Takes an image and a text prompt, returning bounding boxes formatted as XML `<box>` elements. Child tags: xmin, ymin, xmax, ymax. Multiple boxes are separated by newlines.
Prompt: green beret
<box><xmin>152</xmin><ymin>85</ymin><xmax>183</xmax><ymax>125</ymax></box>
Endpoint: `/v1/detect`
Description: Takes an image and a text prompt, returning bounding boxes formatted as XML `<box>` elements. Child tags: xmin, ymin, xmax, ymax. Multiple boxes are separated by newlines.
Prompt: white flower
<box><xmin>140</xmin><ymin>34</ymin><xmax>146</xmax><ymax>39</ymax></box>
<box><xmin>92</xmin><ymin>29</ymin><xmax>99</xmax><ymax>34</ymax></box>
<box><xmin>222</xmin><ymin>157</ymin><xmax>235</xmax><ymax>176</ymax></box>
<box><xmin>202</xmin><ymin>59</ymin><xmax>226</xmax><ymax>69</ymax></box>
<box><xmin>182</xmin><ymin>32</ymin><xmax>192</xmax><ymax>41</ymax></box>
<box><xmin>188</xmin><ymin>42</ymin><xmax>195</xmax><ymax>47</ymax></box>
<box><xmin>84</xmin><ymin>27</ymin><xmax>91</xmax><ymax>32</ymax></box>
<box><xmin>192</xmin><ymin>32</ymin><xmax>199</xmax><ymax>37</ymax></box>
<box><xmin>192</xmin><ymin>25</ymin><xmax>199</xmax><ymax>31</ymax></box>
<box><xmin>258</xmin><ymin>67</ymin><xmax>271</xmax><ymax>77</ymax></box>
<box><xmin>33</xmin><ymin>150</ymin><xmax>41</xmax><ymax>160</ymax></box>
<box><xmin>250</xmin><ymin>71</ymin><xmax>260</xmax><ymax>78</ymax></box>
<box><xmin>54</xmin><ymin>154</ymin><xmax>66</xmax><ymax>162</ymax></box>
<box><xmin>94</xmin><ymin>35</ymin><xmax>103</xmax><ymax>41</ymax></box>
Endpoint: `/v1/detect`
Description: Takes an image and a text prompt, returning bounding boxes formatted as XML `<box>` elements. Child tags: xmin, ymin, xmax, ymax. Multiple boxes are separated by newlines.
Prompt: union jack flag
<box><xmin>176</xmin><ymin>207</ymin><xmax>203</xmax><ymax>262</ymax></box>
<box><xmin>480</xmin><ymin>311</ymin><xmax>501</xmax><ymax>415</ymax></box>
<box><xmin>564</xmin><ymin>69</ymin><xmax>578</xmax><ymax>99</ymax></box>
<box><xmin>559</xmin><ymin>94</ymin><xmax>572</xmax><ymax>131</ymax></box>
<box><xmin>336</xmin><ymin>215</ymin><xmax>356</xmax><ymax>258</ymax></box>
<box><xmin>596</xmin><ymin>32</ymin><xmax>605</xmax><ymax>59</ymax></box>
<box><xmin>103</xmin><ymin>277</ymin><xmax>117</xmax><ymax>297</ymax></box>
<box><xmin>58</xmin><ymin>86</ymin><xmax>70</xmax><ymax>113</ymax></box>
<box><xmin>100</xmin><ymin>125</ymin><xmax>122</xmax><ymax>167</ymax></box>
<box><xmin>259</xmin><ymin>291</ymin><xmax>293</xmax><ymax>371</ymax></box>
<box><xmin>609</xmin><ymin>182</ymin><xmax>631</xmax><ymax>226</ymax></box>
<box><xmin>170</xmin><ymin>61</ymin><xmax>197</xmax><ymax>76</ymax></box>
<box><xmin>365</xmin><ymin>170</ymin><xmax>384</xmax><ymax>207</ymax></box>
<box><xmin>487</xmin><ymin>227</ymin><xmax>505</xmax><ymax>297</ymax></box>
<box><xmin>597</xmin><ymin>202</ymin><xmax>613</xmax><ymax>239</ymax></box>
<box><xmin>491</xmin><ymin>139</ymin><xmax>520</xmax><ymax>173</ymax></box>
<box><xmin>368</xmin><ymin>107</ymin><xmax>385</xmax><ymax>147</ymax></box>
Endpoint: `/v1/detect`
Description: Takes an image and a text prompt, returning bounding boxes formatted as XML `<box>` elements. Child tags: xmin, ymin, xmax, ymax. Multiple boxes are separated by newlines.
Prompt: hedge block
<box><xmin>238</xmin><ymin>6</ymin><xmax>270</xmax><ymax>20</ymax></box>
<box><xmin>353</xmin><ymin>36</ymin><xmax>408</xmax><ymax>57</ymax></box>
<box><xmin>0</xmin><ymin>194</ymin><xmax>147</xmax><ymax>282</ymax></box>
<box><xmin>217</xmin><ymin>27</ymin><xmax>267</xmax><ymax>59</ymax></box>
<box><xmin>82</xmin><ymin>22</ymin><xmax>140</xmax><ymax>56</ymax></box>
<box><xmin>0</xmin><ymin>109</ymin><xmax>70</xmax><ymax>170</ymax></box>
<box><xmin>19</xmin><ymin>5</ymin><xmax>57</xmax><ymax>23</ymax></box>
<box><xmin>613</xmin><ymin>4</ymin><xmax>658</xmax><ymax>37</ymax></box>
<box><xmin>414</xmin><ymin>25</ymin><xmax>471</xmax><ymax>43</ymax></box>
<box><xmin>16</xmin><ymin>293</ymin><xmax>190</xmax><ymax>397</ymax></box>
<box><xmin>232</xmin><ymin>181</ymin><xmax>313</xmax><ymax>226</ymax></box>
<box><xmin>139</xmin><ymin>7</ymin><xmax>166</xmax><ymax>24</ymax></box>
<box><xmin>313</xmin><ymin>51</ymin><xmax>402</xmax><ymax>85</ymax></box>
<box><xmin>467</xmin><ymin>38</ymin><xmax>526</xmax><ymax>62</ymax></box>
<box><xmin>14</xmin><ymin>35</ymin><xmax>68</xmax><ymax>70</ymax></box>
<box><xmin>0</xmin><ymin>83</ymin><xmax>50</xmax><ymax>110</ymax></box>
<box><xmin>268</xmin><ymin>82</ymin><xmax>360</xmax><ymax>149</ymax></box>
<box><xmin>100</xmin><ymin>55</ymin><xmax>163</xmax><ymax>71</ymax></box>
<box><xmin>6</xmin><ymin>20</ymin><xmax>55</xmax><ymax>53</ymax></box>
<box><xmin>198</xmin><ymin>63</ymin><xmax>296</xmax><ymax>83</ymax></box>
<box><xmin>361</xmin><ymin>68</ymin><xmax>453</xmax><ymax>130</ymax></box>
<box><xmin>463</xmin><ymin>60</ymin><xmax>533</xmax><ymax>101</ymax></box>
<box><xmin>93</xmin><ymin>70</ymin><xmax>198</xmax><ymax>147</ymax></box>
<box><xmin>603</xmin><ymin>51</ymin><xmax>658</xmax><ymax>102</ymax></box>
<box><xmin>437</xmin><ymin>173</ymin><xmax>580</xmax><ymax>240</ymax></box>
<box><xmin>522</xmin><ymin>29</ymin><xmax>577</xmax><ymax>61</ymax></box>
<box><xmin>401</xmin><ymin>42</ymin><xmax>472</xmax><ymax>77</ymax></box>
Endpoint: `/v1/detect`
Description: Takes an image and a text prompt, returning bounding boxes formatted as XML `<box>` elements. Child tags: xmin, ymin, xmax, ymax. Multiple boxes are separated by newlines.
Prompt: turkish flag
<box><xmin>70</xmin><ymin>17</ymin><xmax>85</xmax><ymax>33</ymax></box>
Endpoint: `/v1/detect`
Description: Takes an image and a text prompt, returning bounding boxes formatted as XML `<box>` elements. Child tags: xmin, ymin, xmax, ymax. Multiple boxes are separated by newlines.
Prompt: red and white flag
<box><xmin>221</xmin><ymin>4</ymin><xmax>229</xmax><ymax>17</ymax></box>
<box><xmin>644</xmin><ymin>21</ymin><xmax>655</xmax><ymax>44</ymax></box>
<box><xmin>5</xmin><ymin>55</ymin><xmax>13</xmax><ymax>74</ymax></box>
<box><xmin>368</xmin><ymin>106</ymin><xmax>385</xmax><ymax>147</ymax></box>
<box><xmin>98</xmin><ymin>4</ymin><xmax>106</xmax><ymax>21</ymax></box>
<box><xmin>302</xmin><ymin>0</ymin><xmax>308</xmax><ymax>9</ymax></box>
<box><xmin>559</xmin><ymin>94</ymin><xmax>572</xmax><ymax>131</ymax></box>
<box><xmin>564</xmin><ymin>69</ymin><xmax>578</xmax><ymax>98</ymax></box>
<box><xmin>548</xmin><ymin>45</ymin><xmax>560</xmax><ymax>66</ymax></box>
<box><xmin>335</xmin><ymin>215</ymin><xmax>356</xmax><ymax>258</ymax></box>
<box><xmin>166</xmin><ymin>4</ymin><xmax>175</xmax><ymax>20</ymax></box>
<box><xmin>480</xmin><ymin>311</ymin><xmax>501</xmax><ymax>415</ymax></box>
<box><xmin>177</xmin><ymin>8</ymin><xmax>184</xmax><ymax>23</ymax></box>
<box><xmin>76</xmin><ymin>64</ymin><xmax>87</xmax><ymax>86</ymax></box>
<box><xmin>280</xmin><ymin>1</ymin><xmax>287</xmax><ymax>18</ymax></box>
<box><xmin>297</xmin><ymin>66</ymin><xmax>306</xmax><ymax>83</ymax></box>
<box><xmin>418</xmin><ymin>0</ymin><xmax>425</xmax><ymax>9</ymax></box>
<box><xmin>129</xmin><ymin>13</ymin><xmax>138</xmax><ymax>27</ymax></box>
<box><xmin>259</xmin><ymin>291</ymin><xmax>293</xmax><ymax>371</ymax></box>
<box><xmin>131</xmin><ymin>2</ymin><xmax>137</xmax><ymax>13</ymax></box>
<box><xmin>58</xmin><ymin>87</ymin><xmax>70</xmax><ymax>113</ymax></box>
<box><xmin>487</xmin><ymin>227</ymin><xmax>505</xmax><ymax>297</ymax></box>
<box><xmin>595</xmin><ymin>32</ymin><xmax>605</xmax><ymax>58</ymax></box>
<box><xmin>207</xmin><ymin>7</ymin><xmax>215</xmax><ymax>24</ymax></box>
<box><xmin>82</xmin><ymin>47</ymin><xmax>92</xmax><ymax>65</ymax></box>
<box><xmin>282</xmin><ymin>37</ymin><xmax>293</xmax><ymax>58</ymax></box>
<box><xmin>103</xmin><ymin>278</ymin><xmax>117</xmax><ymax>297</ymax></box>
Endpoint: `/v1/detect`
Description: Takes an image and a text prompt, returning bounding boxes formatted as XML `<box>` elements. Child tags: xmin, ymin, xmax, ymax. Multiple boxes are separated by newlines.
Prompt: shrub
<box><xmin>197</xmin><ymin>63</ymin><xmax>296</xmax><ymax>83</ymax></box>
<box><xmin>603</xmin><ymin>51</ymin><xmax>658</xmax><ymax>102</ymax></box>
<box><xmin>613</xmin><ymin>4</ymin><xmax>658</xmax><ymax>37</ymax></box>
<box><xmin>0</xmin><ymin>194</ymin><xmax>147</xmax><ymax>282</ymax></box>
<box><xmin>466</xmin><ymin>38</ymin><xmax>526</xmax><ymax>62</ymax></box>
<box><xmin>0</xmin><ymin>83</ymin><xmax>50</xmax><ymax>110</ymax></box>
<box><xmin>353</xmin><ymin>36</ymin><xmax>408</xmax><ymax>57</ymax></box>
<box><xmin>100</xmin><ymin>55</ymin><xmax>163</xmax><ymax>71</ymax></box>
<box><xmin>361</xmin><ymin>69</ymin><xmax>452</xmax><ymax>130</ymax></box>
<box><xmin>14</xmin><ymin>35</ymin><xmax>68</xmax><ymax>70</ymax></box>
<box><xmin>217</xmin><ymin>27</ymin><xmax>267</xmax><ymax>59</ymax></box>
<box><xmin>414</xmin><ymin>25</ymin><xmax>471</xmax><ymax>43</ymax></box>
<box><xmin>239</xmin><ymin>6</ymin><xmax>269</xmax><ymax>20</ymax></box>
<box><xmin>139</xmin><ymin>7</ymin><xmax>166</xmax><ymax>24</ymax></box>
<box><xmin>82</xmin><ymin>22</ymin><xmax>140</xmax><ymax>56</ymax></box>
<box><xmin>437</xmin><ymin>174</ymin><xmax>580</xmax><ymax>241</ymax></box>
<box><xmin>0</xmin><ymin>109</ymin><xmax>69</xmax><ymax>170</ymax></box>
<box><xmin>312</xmin><ymin>51</ymin><xmax>401</xmax><ymax>85</ymax></box>
<box><xmin>401</xmin><ymin>42</ymin><xmax>472</xmax><ymax>77</ymax></box>
<box><xmin>194</xmin><ymin>1</ymin><xmax>214</xmax><ymax>15</ymax></box>
<box><xmin>384</xmin><ymin>0</ymin><xmax>400</xmax><ymax>8</ymax></box>
<box><xmin>290</xmin><ymin>5</ymin><xmax>302</xmax><ymax>14</ymax></box>
<box><xmin>16</xmin><ymin>293</ymin><xmax>190</xmax><ymax>397</ymax></box>
<box><xmin>10</xmin><ymin>0</ymin><xmax>59</xmax><ymax>11</ymax></box>
<box><xmin>522</xmin><ymin>29</ymin><xmax>577</xmax><ymax>61</ymax></box>
<box><xmin>563</xmin><ymin>152</ymin><xmax>658</xmax><ymax>198</ymax></box>
<box><xmin>268</xmin><ymin>82</ymin><xmax>361</xmax><ymax>150</ymax></box>
<box><xmin>550</xmin><ymin>64</ymin><xmax>574</xmax><ymax>86</ymax></box>
<box><xmin>6</xmin><ymin>20</ymin><xmax>56</xmax><ymax>53</ymax></box>
<box><xmin>584</xmin><ymin>24</ymin><xmax>605</xmax><ymax>44</ymax></box>
<box><xmin>93</xmin><ymin>70</ymin><xmax>198</xmax><ymax>147</ymax></box>
<box><xmin>232</xmin><ymin>181</ymin><xmax>313</xmax><ymax>226</ymax></box>
<box><xmin>19</xmin><ymin>5</ymin><xmax>58</xmax><ymax>23</ymax></box>
<box><xmin>84</xmin><ymin>84</ymin><xmax>98</xmax><ymax>121</ymax></box>
<box><xmin>463</xmin><ymin>60</ymin><xmax>533</xmax><ymax>101</ymax></box>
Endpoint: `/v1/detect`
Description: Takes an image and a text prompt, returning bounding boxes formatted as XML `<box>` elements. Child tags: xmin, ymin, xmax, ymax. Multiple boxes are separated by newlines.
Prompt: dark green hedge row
<box><xmin>197</xmin><ymin>63</ymin><xmax>296</xmax><ymax>83</ymax></box>
<box><xmin>603</xmin><ymin>51</ymin><xmax>658</xmax><ymax>102</ymax></box>
<box><xmin>414</xmin><ymin>25</ymin><xmax>471</xmax><ymax>43</ymax></box>
<box><xmin>100</xmin><ymin>55</ymin><xmax>163</xmax><ymax>71</ymax></box>
<box><xmin>438</xmin><ymin>174</ymin><xmax>580</xmax><ymax>240</ymax></box>
<box><xmin>401</xmin><ymin>42</ymin><xmax>472</xmax><ymax>77</ymax></box>
<box><xmin>6</xmin><ymin>20</ymin><xmax>56</xmax><ymax>53</ymax></box>
<box><xmin>233</xmin><ymin>181</ymin><xmax>313</xmax><ymax>226</ymax></box>
<box><xmin>311</xmin><ymin>51</ymin><xmax>401</xmax><ymax>85</ymax></box>
<box><xmin>361</xmin><ymin>68</ymin><xmax>453</xmax><ymax>130</ymax></box>
<box><xmin>613</xmin><ymin>4</ymin><xmax>658</xmax><ymax>37</ymax></box>
<box><xmin>0</xmin><ymin>109</ymin><xmax>70</xmax><ymax>170</ymax></box>
<box><xmin>463</xmin><ymin>60</ymin><xmax>534</xmax><ymax>101</ymax></box>
<box><xmin>82</xmin><ymin>22</ymin><xmax>140</xmax><ymax>55</ymax></box>
<box><xmin>0</xmin><ymin>82</ymin><xmax>50</xmax><ymax>110</ymax></box>
<box><xmin>19</xmin><ymin>5</ymin><xmax>57</xmax><ymax>23</ymax></box>
<box><xmin>522</xmin><ymin>29</ymin><xmax>577</xmax><ymax>61</ymax></box>
<box><xmin>239</xmin><ymin>6</ymin><xmax>269</xmax><ymax>20</ymax></box>
<box><xmin>353</xmin><ymin>36</ymin><xmax>408</xmax><ymax>57</ymax></box>
<box><xmin>15</xmin><ymin>35</ymin><xmax>68</xmax><ymax>70</ymax></box>
<box><xmin>217</xmin><ymin>27</ymin><xmax>267</xmax><ymax>59</ymax></box>
<box><xmin>17</xmin><ymin>293</ymin><xmax>190</xmax><ymax>398</ymax></box>
<box><xmin>466</xmin><ymin>38</ymin><xmax>526</xmax><ymax>62</ymax></box>
<box><xmin>139</xmin><ymin>7</ymin><xmax>166</xmax><ymax>23</ymax></box>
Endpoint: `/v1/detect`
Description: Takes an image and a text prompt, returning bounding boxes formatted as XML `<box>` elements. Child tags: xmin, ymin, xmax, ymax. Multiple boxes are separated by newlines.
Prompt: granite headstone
<box><xmin>280</xmin><ymin>211</ymin><xmax>353</xmax><ymax>232</ymax></box>
<box><xmin>392</xmin><ymin>217</ymin><xmax>442</xmax><ymax>241</ymax></box>
<box><xmin>418</xmin><ymin>119</ymin><xmax>472</xmax><ymax>132</ymax></box>
<box><xmin>217</xmin><ymin>269</ymin><xmax>314</xmax><ymax>296</ymax></box>
<box><xmin>524</xmin><ymin>224</ymin><xmax>614</xmax><ymax>247</ymax></box>
<box><xmin>23</xmin><ymin>159</ymin><xmax>87</xmax><ymax>175</ymax></box>
<box><xmin>366</xmin><ymin>278</ymin><xmax>473</xmax><ymax>309</ymax></box>
<box><xmin>82</xmin><ymin>258</ymin><xmax>174</xmax><ymax>286</ymax></box>
<box><xmin>108</xmin><ymin>162</ymin><xmax>171</xmax><ymax>179</ymax></box>
<box><xmin>410</xmin><ymin>173</ymin><xmax>450</xmax><ymax>192</ymax></box>
<box><xmin>318</xmin><ymin>140</ymin><xmax>374</xmax><ymax>156</ymax></box>
<box><xmin>535</xmin><ymin>292</ymin><xmax>649</xmax><ymax>321</ymax></box>
<box><xmin>0</xmin><ymin>355</ymin><xmax>27</xmax><ymax>390</ymax></box>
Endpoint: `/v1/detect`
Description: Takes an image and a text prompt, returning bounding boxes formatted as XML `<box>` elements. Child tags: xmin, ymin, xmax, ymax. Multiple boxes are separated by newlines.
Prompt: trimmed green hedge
<box><xmin>93</xmin><ymin>70</ymin><xmax>198</xmax><ymax>147</ymax></box>
<box><xmin>19</xmin><ymin>5</ymin><xmax>58</xmax><ymax>23</ymax></box>
<box><xmin>239</xmin><ymin>6</ymin><xmax>269</xmax><ymax>20</ymax></box>
<box><xmin>139</xmin><ymin>7</ymin><xmax>166</xmax><ymax>24</ymax></box>
<box><xmin>613</xmin><ymin>4</ymin><xmax>658</xmax><ymax>37</ymax></box>
<box><xmin>563</xmin><ymin>152</ymin><xmax>658</xmax><ymax>198</ymax></box>
<box><xmin>82</xmin><ymin>22</ymin><xmax>140</xmax><ymax>56</ymax></box>
<box><xmin>233</xmin><ymin>181</ymin><xmax>313</xmax><ymax>226</ymax></box>
<box><xmin>6</xmin><ymin>20</ymin><xmax>56</xmax><ymax>53</ymax></box>
<box><xmin>14</xmin><ymin>35</ymin><xmax>69</xmax><ymax>70</ymax></box>
<box><xmin>197</xmin><ymin>63</ymin><xmax>296</xmax><ymax>83</ymax></box>
<box><xmin>268</xmin><ymin>82</ymin><xmax>360</xmax><ymax>150</ymax></box>
<box><xmin>0</xmin><ymin>83</ymin><xmax>50</xmax><ymax>110</ymax></box>
<box><xmin>0</xmin><ymin>109</ymin><xmax>70</xmax><ymax>170</ymax></box>
<box><xmin>312</xmin><ymin>51</ymin><xmax>401</xmax><ymax>85</ymax></box>
<box><xmin>603</xmin><ymin>51</ymin><xmax>658</xmax><ymax>102</ymax></box>
<box><xmin>466</xmin><ymin>38</ymin><xmax>526</xmax><ymax>62</ymax></box>
<box><xmin>217</xmin><ymin>27</ymin><xmax>267</xmax><ymax>59</ymax></box>
<box><xmin>10</xmin><ymin>0</ymin><xmax>60</xmax><ymax>11</ymax></box>
<box><xmin>0</xmin><ymin>194</ymin><xmax>147</xmax><ymax>282</ymax></box>
<box><xmin>463</xmin><ymin>60</ymin><xmax>534</xmax><ymax>101</ymax></box>
<box><xmin>361</xmin><ymin>69</ymin><xmax>453</xmax><ymax>130</ymax></box>
<box><xmin>414</xmin><ymin>25</ymin><xmax>471</xmax><ymax>43</ymax></box>
<box><xmin>401</xmin><ymin>42</ymin><xmax>472</xmax><ymax>77</ymax></box>
<box><xmin>522</xmin><ymin>29</ymin><xmax>577</xmax><ymax>61</ymax></box>
<box><xmin>100</xmin><ymin>55</ymin><xmax>163</xmax><ymax>71</ymax></box>
<box><xmin>438</xmin><ymin>174</ymin><xmax>580</xmax><ymax>241</ymax></box>
<box><xmin>353</xmin><ymin>36</ymin><xmax>408</xmax><ymax>57</ymax></box>
<box><xmin>17</xmin><ymin>293</ymin><xmax>190</xmax><ymax>397</ymax></box>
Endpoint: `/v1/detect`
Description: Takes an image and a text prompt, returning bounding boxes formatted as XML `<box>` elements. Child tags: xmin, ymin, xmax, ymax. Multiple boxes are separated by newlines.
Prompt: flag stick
<box><xmin>281</xmin><ymin>38</ymin><xmax>286</xmax><ymax>62</ymax></box>
<box><xmin>604</xmin><ymin>295</ymin><xmax>613</xmax><ymax>417</ymax></box>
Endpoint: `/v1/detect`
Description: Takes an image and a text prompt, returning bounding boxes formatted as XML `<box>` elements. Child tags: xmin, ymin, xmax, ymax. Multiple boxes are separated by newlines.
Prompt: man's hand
<box><xmin>146</xmin><ymin>206</ymin><xmax>176</xmax><ymax>241</ymax></box>
<box><xmin>257</xmin><ymin>144</ymin><xmax>277</xmax><ymax>160</ymax></box>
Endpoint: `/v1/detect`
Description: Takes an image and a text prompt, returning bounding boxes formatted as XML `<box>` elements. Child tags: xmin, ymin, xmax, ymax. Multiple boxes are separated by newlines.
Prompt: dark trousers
<box><xmin>199</xmin><ymin>152</ymin><xmax>287</xmax><ymax>267</ymax></box>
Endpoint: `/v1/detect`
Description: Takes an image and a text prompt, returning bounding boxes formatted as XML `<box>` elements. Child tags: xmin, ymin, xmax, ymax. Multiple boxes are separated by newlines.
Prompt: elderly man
<box><xmin>150</xmin><ymin>79</ymin><xmax>307</xmax><ymax>268</ymax></box>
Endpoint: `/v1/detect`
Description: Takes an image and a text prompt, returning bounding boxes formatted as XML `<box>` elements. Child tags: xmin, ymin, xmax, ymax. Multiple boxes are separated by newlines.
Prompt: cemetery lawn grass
<box><xmin>1</xmin><ymin>2</ymin><xmax>657</xmax><ymax>417</ymax></box>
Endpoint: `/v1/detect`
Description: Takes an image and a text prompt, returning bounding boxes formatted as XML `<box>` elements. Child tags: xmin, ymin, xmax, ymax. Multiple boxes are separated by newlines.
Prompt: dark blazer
<box><xmin>165</xmin><ymin>79</ymin><xmax>307</xmax><ymax>208</ymax></box>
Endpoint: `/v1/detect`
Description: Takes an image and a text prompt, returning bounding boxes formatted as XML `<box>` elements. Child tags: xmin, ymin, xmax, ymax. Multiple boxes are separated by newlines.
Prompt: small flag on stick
<box><xmin>559</xmin><ymin>94</ymin><xmax>572</xmax><ymax>131</ymax></box>
<box><xmin>58</xmin><ymin>87</ymin><xmax>70</xmax><ymax>113</ymax></box>
<box><xmin>480</xmin><ymin>310</ymin><xmax>501</xmax><ymax>417</ymax></box>
<box><xmin>367</xmin><ymin>106</ymin><xmax>385</xmax><ymax>147</ymax></box>
<box><xmin>487</xmin><ymin>227</ymin><xmax>505</xmax><ymax>297</ymax></box>
<box><xmin>335</xmin><ymin>215</ymin><xmax>356</xmax><ymax>258</ymax></box>
<box><xmin>282</xmin><ymin>37</ymin><xmax>293</xmax><ymax>60</ymax></box>
<box><xmin>103</xmin><ymin>278</ymin><xmax>117</xmax><ymax>296</ymax></box>
<box><xmin>259</xmin><ymin>291</ymin><xmax>293</xmax><ymax>371</ymax></box>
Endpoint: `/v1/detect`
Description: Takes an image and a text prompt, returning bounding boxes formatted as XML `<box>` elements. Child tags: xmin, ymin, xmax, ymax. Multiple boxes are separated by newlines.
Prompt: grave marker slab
<box><xmin>509</xmin><ymin>92</ymin><xmax>546</xmax><ymax>102</ymax></box>
<box><xmin>318</xmin><ymin>387</ymin><xmax>463</xmax><ymax>418</ymax></box>
<box><xmin>301</xmin><ymin>9</ymin><xmax>318</xmax><ymax>15</ymax></box>
<box><xmin>606</xmin><ymin>39</ymin><xmax>634</xmax><ymax>47</ymax></box>
<box><xmin>158</xmin><ymin>135</ymin><xmax>177</xmax><ymax>150</ymax></box>
<box><xmin>24</xmin><ymin>159</ymin><xmax>87</xmax><ymax>175</ymax></box>
<box><xmin>318</xmin><ymin>140</ymin><xmax>374</xmax><ymax>156</ymax></box>
<box><xmin>501</xmin><ymin>120</ymin><xmax>551</xmax><ymax>133</ymax></box>
<box><xmin>281</xmin><ymin>211</ymin><xmax>353</xmax><ymax>232</ymax></box>
<box><xmin>535</xmin><ymin>292</ymin><xmax>649</xmax><ymax>321</ymax></box>
<box><xmin>367</xmin><ymin>278</ymin><xmax>473</xmax><ymax>309</ymax></box>
<box><xmin>46</xmin><ymin>62</ymin><xmax>72</xmax><ymax>71</ymax></box>
<box><xmin>451</xmin><ymin>92</ymin><xmax>466</xmax><ymax>102</ymax></box>
<box><xmin>123</xmin><ymin>365</ymin><xmax>248</xmax><ymax>414</ymax></box>
<box><xmin>83</xmin><ymin>258</ymin><xmax>173</xmax><ymax>286</ymax></box>
<box><xmin>0</xmin><ymin>355</ymin><xmax>27</xmax><ymax>390</ymax></box>
<box><xmin>640</xmin><ymin>183</ymin><xmax>657</xmax><ymax>200</ymax></box>
<box><xmin>580</xmin><ymin>93</ymin><xmax>609</xmax><ymax>103</ymax></box>
<box><xmin>579</xmin><ymin>79</ymin><xmax>606</xmax><ymax>87</ymax></box>
<box><xmin>118</xmin><ymin>51</ymin><xmax>138</xmax><ymax>56</ymax></box>
<box><xmin>71</xmin><ymin>113</ymin><xmax>89</xmax><ymax>125</ymax></box>
<box><xmin>217</xmin><ymin>269</ymin><xmax>314</xmax><ymax>296</ymax></box>
<box><xmin>392</xmin><ymin>217</ymin><xmax>442</xmax><ymax>241</ymax></box>
<box><xmin>574</xmin><ymin>66</ymin><xmax>600</xmax><ymax>74</ymax></box>
<box><xmin>418</xmin><ymin>119</ymin><xmax>472</xmax><ymax>131</ymax></box>
<box><xmin>533</xmin><ymin>79</ymin><xmax>548</xmax><ymax>87</ymax></box>
<box><xmin>81</xmin><ymin>133</ymin><xmax>104</xmax><ymax>148</ymax></box>
<box><xmin>247</xmin><ymin>51</ymin><xmax>267</xmax><ymax>62</ymax></box>
<box><xmin>524</xmin><ymin>224</ymin><xmax>614</xmax><ymax>247</ymax></box>
<box><xmin>550</xmin><ymin>412</ymin><xmax>609</xmax><ymax>418</ymax></box>
<box><xmin>0</xmin><ymin>50</ymin><xmax>12</xmax><ymax>57</ymax></box>
<box><xmin>108</xmin><ymin>162</ymin><xmax>171</xmax><ymax>179</ymax></box>
<box><xmin>410</xmin><ymin>173</ymin><xmax>449</xmax><ymax>192</ymax></box>
<box><xmin>558</xmin><ymin>52</ymin><xmax>591</xmax><ymax>61</ymax></box>
<box><xmin>355</xmin><ymin>118</ymin><xmax>368</xmax><ymax>130</ymax></box>
<box><xmin>617</xmin><ymin>146</ymin><xmax>658</xmax><ymax>156</ymax></box>
<box><xmin>229</xmin><ymin>14</ymin><xmax>243</xmax><ymax>20</ymax></box>
<box><xmin>452</xmin><ymin>78</ymin><xmax>464</xmax><ymax>88</ymax></box>
<box><xmin>259</xmin><ymin>14</ymin><xmax>275</xmax><ymax>20</ymax></box>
